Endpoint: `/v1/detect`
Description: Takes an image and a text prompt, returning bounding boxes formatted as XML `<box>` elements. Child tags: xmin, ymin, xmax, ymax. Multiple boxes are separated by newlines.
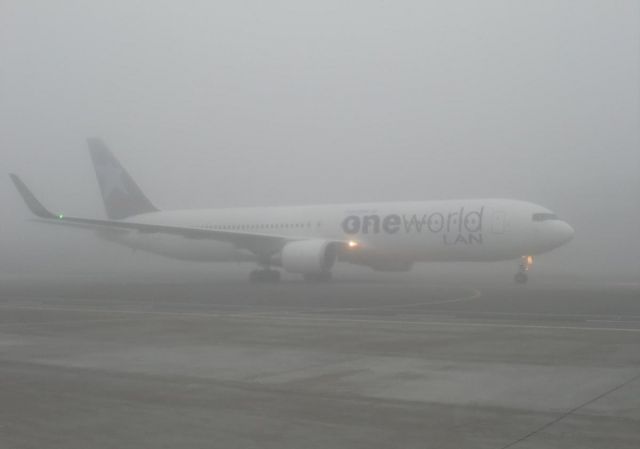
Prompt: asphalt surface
<box><xmin>1</xmin><ymin>278</ymin><xmax>639</xmax><ymax>448</ymax></box>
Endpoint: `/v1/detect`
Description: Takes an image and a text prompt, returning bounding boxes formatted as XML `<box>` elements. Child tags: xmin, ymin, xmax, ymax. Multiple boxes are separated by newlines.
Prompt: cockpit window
<box><xmin>532</xmin><ymin>213</ymin><xmax>558</xmax><ymax>222</ymax></box>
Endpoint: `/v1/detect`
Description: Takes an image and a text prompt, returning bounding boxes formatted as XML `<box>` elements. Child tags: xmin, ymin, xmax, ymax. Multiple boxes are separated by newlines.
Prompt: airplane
<box><xmin>10</xmin><ymin>138</ymin><xmax>574</xmax><ymax>283</ymax></box>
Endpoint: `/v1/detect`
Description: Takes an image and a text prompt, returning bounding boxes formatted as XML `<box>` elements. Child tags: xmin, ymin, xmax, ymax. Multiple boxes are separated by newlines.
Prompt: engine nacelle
<box><xmin>279</xmin><ymin>240</ymin><xmax>337</xmax><ymax>274</ymax></box>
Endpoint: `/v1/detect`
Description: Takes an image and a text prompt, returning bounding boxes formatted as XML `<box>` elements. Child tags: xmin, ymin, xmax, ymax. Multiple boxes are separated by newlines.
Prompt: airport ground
<box><xmin>0</xmin><ymin>272</ymin><xmax>639</xmax><ymax>449</ymax></box>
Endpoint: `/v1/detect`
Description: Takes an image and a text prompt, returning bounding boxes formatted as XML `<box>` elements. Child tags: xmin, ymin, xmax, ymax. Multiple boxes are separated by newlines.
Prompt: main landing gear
<box><xmin>248</xmin><ymin>269</ymin><xmax>333</xmax><ymax>283</ymax></box>
<box><xmin>249</xmin><ymin>268</ymin><xmax>281</xmax><ymax>283</ymax></box>
<box><xmin>515</xmin><ymin>255</ymin><xmax>534</xmax><ymax>284</ymax></box>
<box><xmin>303</xmin><ymin>272</ymin><xmax>332</xmax><ymax>283</ymax></box>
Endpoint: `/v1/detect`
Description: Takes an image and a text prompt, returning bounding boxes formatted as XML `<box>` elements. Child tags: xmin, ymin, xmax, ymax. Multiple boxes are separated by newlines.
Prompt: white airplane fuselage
<box><xmin>11</xmin><ymin>140</ymin><xmax>574</xmax><ymax>282</ymax></box>
<box><xmin>108</xmin><ymin>198</ymin><xmax>574</xmax><ymax>271</ymax></box>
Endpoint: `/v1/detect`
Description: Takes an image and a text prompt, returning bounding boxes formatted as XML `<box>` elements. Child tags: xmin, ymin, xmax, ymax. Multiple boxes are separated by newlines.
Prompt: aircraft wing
<box><xmin>10</xmin><ymin>174</ymin><xmax>341</xmax><ymax>256</ymax></box>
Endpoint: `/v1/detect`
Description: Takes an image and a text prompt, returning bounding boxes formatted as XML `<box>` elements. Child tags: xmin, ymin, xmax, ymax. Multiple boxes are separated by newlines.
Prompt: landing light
<box><xmin>347</xmin><ymin>240</ymin><xmax>359</xmax><ymax>249</ymax></box>
<box><xmin>522</xmin><ymin>255</ymin><xmax>534</xmax><ymax>271</ymax></box>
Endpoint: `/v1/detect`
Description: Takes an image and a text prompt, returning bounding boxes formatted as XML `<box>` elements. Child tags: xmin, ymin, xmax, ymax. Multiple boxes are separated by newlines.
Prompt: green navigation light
<box><xmin>58</xmin><ymin>214</ymin><xmax>64</xmax><ymax>219</ymax></box>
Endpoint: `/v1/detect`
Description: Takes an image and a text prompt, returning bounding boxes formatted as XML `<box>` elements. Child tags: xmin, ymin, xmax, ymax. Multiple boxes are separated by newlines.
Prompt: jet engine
<box><xmin>278</xmin><ymin>240</ymin><xmax>338</xmax><ymax>274</ymax></box>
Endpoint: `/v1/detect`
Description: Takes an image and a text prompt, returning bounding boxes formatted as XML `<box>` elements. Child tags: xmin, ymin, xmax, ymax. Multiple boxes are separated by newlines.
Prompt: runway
<box><xmin>1</xmin><ymin>278</ymin><xmax>639</xmax><ymax>448</ymax></box>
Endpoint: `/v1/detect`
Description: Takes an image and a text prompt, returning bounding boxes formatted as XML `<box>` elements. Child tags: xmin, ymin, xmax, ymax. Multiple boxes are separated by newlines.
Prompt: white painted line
<box><xmin>438</xmin><ymin>311</ymin><xmax>640</xmax><ymax>320</ymax></box>
<box><xmin>251</xmin><ymin>314</ymin><xmax>640</xmax><ymax>333</ymax></box>
<box><xmin>0</xmin><ymin>317</ymin><xmax>148</xmax><ymax>328</ymax></box>
<box><xmin>1</xmin><ymin>304</ymin><xmax>640</xmax><ymax>333</ymax></box>
<box><xmin>586</xmin><ymin>320</ymin><xmax>640</xmax><ymax>325</ymax></box>
<box><xmin>309</xmin><ymin>288</ymin><xmax>483</xmax><ymax>312</ymax></box>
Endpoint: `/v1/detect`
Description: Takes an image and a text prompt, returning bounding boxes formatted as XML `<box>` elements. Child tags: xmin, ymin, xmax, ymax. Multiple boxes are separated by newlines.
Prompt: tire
<box><xmin>303</xmin><ymin>272</ymin><xmax>332</xmax><ymax>283</ymax></box>
<box><xmin>514</xmin><ymin>272</ymin><xmax>528</xmax><ymax>284</ymax></box>
<box><xmin>267</xmin><ymin>269</ymin><xmax>281</xmax><ymax>283</ymax></box>
<box><xmin>250</xmin><ymin>269</ymin><xmax>281</xmax><ymax>283</ymax></box>
<box><xmin>249</xmin><ymin>270</ymin><xmax>261</xmax><ymax>283</ymax></box>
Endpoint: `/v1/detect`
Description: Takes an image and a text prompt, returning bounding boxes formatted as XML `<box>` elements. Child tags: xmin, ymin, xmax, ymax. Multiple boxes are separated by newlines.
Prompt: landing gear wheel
<box><xmin>514</xmin><ymin>255</ymin><xmax>533</xmax><ymax>284</ymax></box>
<box><xmin>303</xmin><ymin>272</ymin><xmax>332</xmax><ymax>283</ymax></box>
<box><xmin>268</xmin><ymin>269</ymin><xmax>281</xmax><ymax>282</ymax></box>
<box><xmin>249</xmin><ymin>269</ymin><xmax>281</xmax><ymax>283</ymax></box>
<box><xmin>514</xmin><ymin>272</ymin><xmax>528</xmax><ymax>284</ymax></box>
<box><xmin>249</xmin><ymin>270</ymin><xmax>261</xmax><ymax>283</ymax></box>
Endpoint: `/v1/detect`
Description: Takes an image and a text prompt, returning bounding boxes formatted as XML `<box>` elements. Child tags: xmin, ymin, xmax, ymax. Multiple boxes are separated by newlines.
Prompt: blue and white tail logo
<box><xmin>88</xmin><ymin>138</ymin><xmax>158</xmax><ymax>219</ymax></box>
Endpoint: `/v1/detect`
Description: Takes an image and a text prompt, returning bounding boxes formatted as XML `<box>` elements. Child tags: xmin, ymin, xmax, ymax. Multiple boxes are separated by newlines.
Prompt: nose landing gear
<box><xmin>515</xmin><ymin>255</ymin><xmax>534</xmax><ymax>284</ymax></box>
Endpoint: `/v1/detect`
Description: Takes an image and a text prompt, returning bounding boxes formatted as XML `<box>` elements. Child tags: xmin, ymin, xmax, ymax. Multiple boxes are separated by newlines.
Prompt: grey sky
<box><xmin>1</xmin><ymin>1</ymin><xmax>638</xmax><ymax>279</ymax></box>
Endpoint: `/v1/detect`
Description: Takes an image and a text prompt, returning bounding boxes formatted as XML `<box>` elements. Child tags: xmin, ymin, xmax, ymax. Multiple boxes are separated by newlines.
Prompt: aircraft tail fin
<box><xmin>87</xmin><ymin>138</ymin><xmax>158</xmax><ymax>219</ymax></box>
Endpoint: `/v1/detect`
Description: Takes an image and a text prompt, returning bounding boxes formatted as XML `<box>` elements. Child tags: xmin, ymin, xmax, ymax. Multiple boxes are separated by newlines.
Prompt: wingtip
<box><xmin>9</xmin><ymin>173</ymin><xmax>57</xmax><ymax>219</ymax></box>
<box><xmin>9</xmin><ymin>173</ymin><xmax>24</xmax><ymax>189</ymax></box>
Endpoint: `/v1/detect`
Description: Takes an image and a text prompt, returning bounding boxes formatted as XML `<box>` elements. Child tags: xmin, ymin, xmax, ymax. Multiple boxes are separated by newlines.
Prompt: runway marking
<box><xmin>309</xmin><ymin>288</ymin><xmax>483</xmax><ymax>312</ymax></box>
<box><xmin>586</xmin><ymin>319</ymin><xmax>640</xmax><ymax>324</ymax></box>
<box><xmin>499</xmin><ymin>370</ymin><xmax>640</xmax><ymax>449</ymax></box>
<box><xmin>0</xmin><ymin>317</ymin><xmax>149</xmax><ymax>328</ymax></box>
<box><xmin>7</xmin><ymin>296</ymin><xmax>640</xmax><ymax>321</ymax></box>
<box><xmin>253</xmin><ymin>314</ymin><xmax>640</xmax><ymax>333</ymax></box>
<box><xmin>1</xmin><ymin>304</ymin><xmax>640</xmax><ymax>333</ymax></box>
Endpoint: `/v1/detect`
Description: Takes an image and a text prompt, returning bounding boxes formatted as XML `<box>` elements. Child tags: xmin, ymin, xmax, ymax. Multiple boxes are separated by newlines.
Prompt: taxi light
<box><xmin>521</xmin><ymin>255</ymin><xmax>534</xmax><ymax>271</ymax></box>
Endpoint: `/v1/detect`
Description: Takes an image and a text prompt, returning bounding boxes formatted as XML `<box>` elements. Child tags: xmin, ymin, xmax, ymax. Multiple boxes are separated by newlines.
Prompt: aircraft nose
<box><xmin>556</xmin><ymin>221</ymin><xmax>574</xmax><ymax>245</ymax></box>
<box><xmin>535</xmin><ymin>219</ymin><xmax>574</xmax><ymax>251</ymax></box>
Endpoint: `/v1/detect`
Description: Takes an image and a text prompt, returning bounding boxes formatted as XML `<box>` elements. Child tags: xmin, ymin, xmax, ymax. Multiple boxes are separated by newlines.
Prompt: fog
<box><xmin>1</xmin><ymin>0</ymin><xmax>638</xmax><ymax>282</ymax></box>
